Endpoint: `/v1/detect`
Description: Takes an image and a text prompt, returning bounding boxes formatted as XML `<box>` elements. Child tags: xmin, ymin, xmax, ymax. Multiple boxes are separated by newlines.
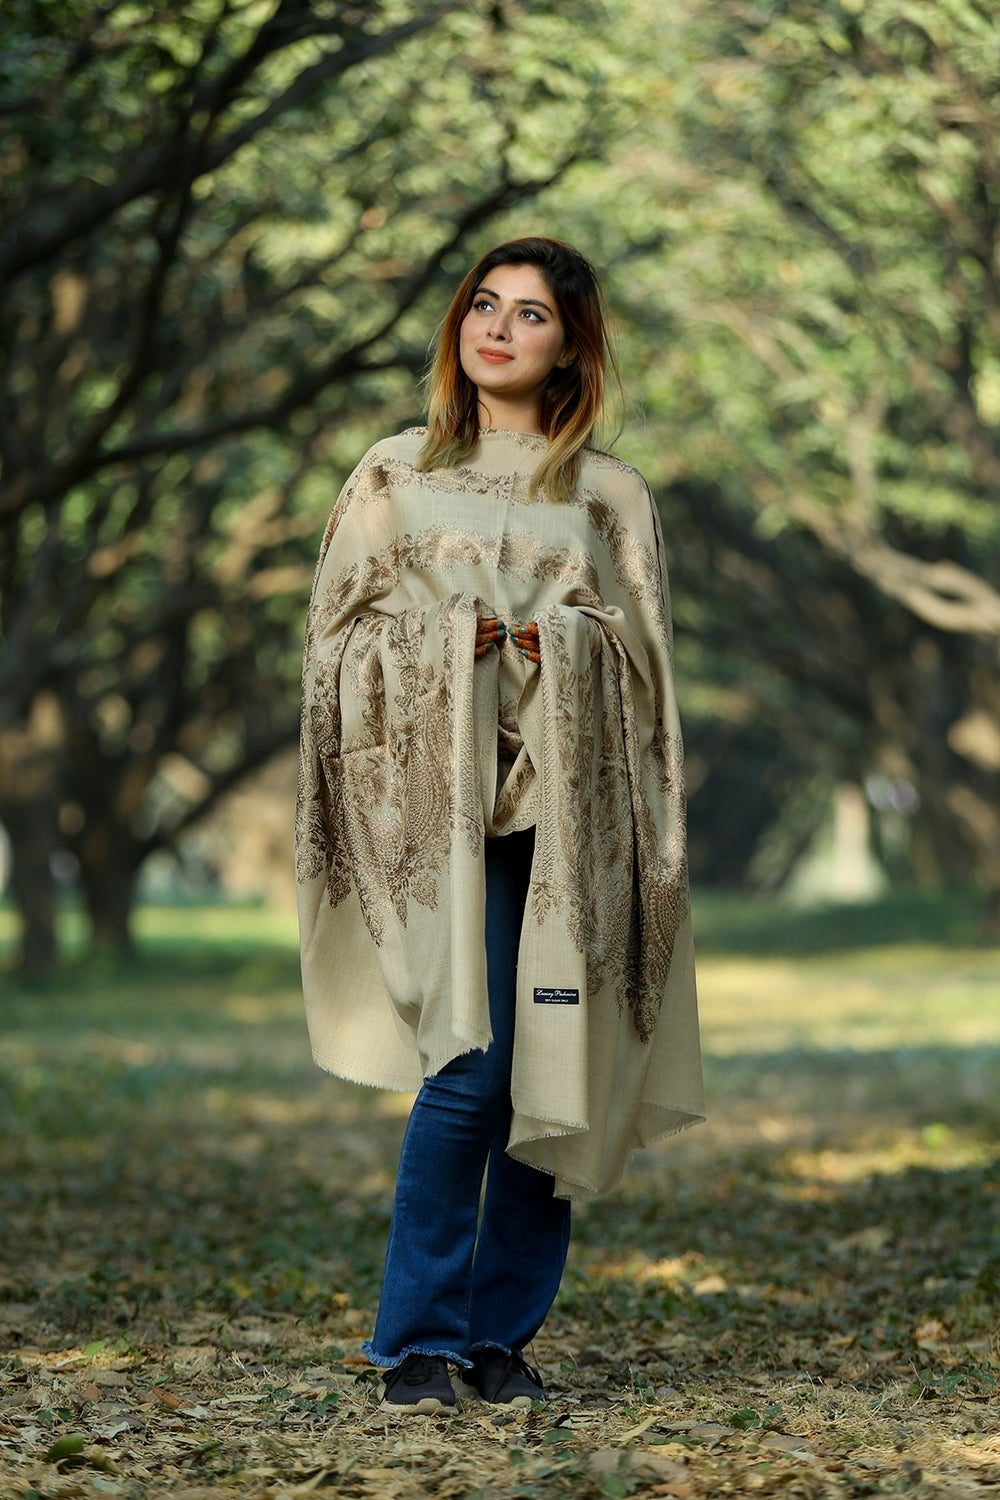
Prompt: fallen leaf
<box><xmin>830</xmin><ymin>1225</ymin><xmax>892</xmax><ymax>1254</ymax></box>
<box><xmin>630</xmin><ymin>1450</ymin><xmax>689</xmax><ymax>1480</ymax></box>
<box><xmin>588</xmin><ymin>1449</ymin><xmax>623</xmax><ymax>1475</ymax></box>
<box><xmin>692</xmin><ymin>1273</ymin><xmax>728</xmax><ymax>1295</ymax></box>
<box><xmin>759</xmin><ymin>1430</ymin><xmax>817</xmax><ymax>1453</ymax></box>
<box><xmin>43</xmin><ymin>1433</ymin><xmax>86</xmax><ymax>1463</ymax></box>
<box><xmin>618</xmin><ymin>1413</ymin><xmax>662</xmax><ymax>1442</ymax></box>
<box><xmin>95</xmin><ymin>1421</ymin><xmax>131</xmax><ymax>1438</ymax></box>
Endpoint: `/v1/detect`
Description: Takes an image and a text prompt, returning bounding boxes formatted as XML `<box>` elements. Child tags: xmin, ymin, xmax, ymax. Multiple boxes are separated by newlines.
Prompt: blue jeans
<box><xmin>363</xmin><ymin>828</ymin><xmax>572</xmax><ymax>1368</ymax></box>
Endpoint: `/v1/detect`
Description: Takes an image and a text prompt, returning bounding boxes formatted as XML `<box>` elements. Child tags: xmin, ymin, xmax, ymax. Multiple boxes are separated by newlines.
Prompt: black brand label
<box><xmin>533</xmin><ymin>987</ymin><xmax>580</xmax><ymax>1006</ymax></box>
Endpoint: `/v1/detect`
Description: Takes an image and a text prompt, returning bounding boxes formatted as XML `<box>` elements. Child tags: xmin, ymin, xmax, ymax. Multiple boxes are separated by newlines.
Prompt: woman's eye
<box><xmin>470</xmin><ymin>298</ymin><xmax>544</xmax><ymax>322</ymax></box>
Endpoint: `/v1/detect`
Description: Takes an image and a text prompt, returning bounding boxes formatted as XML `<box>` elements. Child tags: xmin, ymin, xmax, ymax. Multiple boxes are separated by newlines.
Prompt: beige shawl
<box><xmin>296</xmin><ymin>428</ymin><xmax>703</xmax><ymax>1199</ymax></box>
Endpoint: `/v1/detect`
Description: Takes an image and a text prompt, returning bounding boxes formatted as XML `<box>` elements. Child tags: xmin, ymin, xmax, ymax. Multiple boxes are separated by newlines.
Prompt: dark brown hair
<box><xmin>418</xmin><ymin>237</ymin><xmax>613</xmax><ymax>503</ymax></box>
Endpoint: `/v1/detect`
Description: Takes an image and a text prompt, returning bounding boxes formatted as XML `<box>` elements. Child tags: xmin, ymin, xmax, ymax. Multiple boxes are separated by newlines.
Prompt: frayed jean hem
<box><xmin>362</xmin><ymin>1339</ymin><xmax>473</xmax><ymax>1371</ymax></box>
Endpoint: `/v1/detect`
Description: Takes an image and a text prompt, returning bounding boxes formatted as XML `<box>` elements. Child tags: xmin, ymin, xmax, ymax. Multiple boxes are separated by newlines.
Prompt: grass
<box><xmin>1</xmin><ymin>891</ymin><xmax>998</xmax><ymax>1499</ymax></box>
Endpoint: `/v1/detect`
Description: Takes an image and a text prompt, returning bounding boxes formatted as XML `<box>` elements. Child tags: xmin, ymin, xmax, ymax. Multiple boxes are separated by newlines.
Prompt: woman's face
<box><xmin>459</xmin><ymin>263</ymin><xmax>573</xmax><ymax>419</ymax></box>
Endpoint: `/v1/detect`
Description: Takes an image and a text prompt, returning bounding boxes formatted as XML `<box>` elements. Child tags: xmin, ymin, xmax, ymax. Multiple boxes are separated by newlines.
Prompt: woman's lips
<box><xmin>477</xmin><ymin>347</ymin><xmax>514</xmax><ymax>363</ymax></box>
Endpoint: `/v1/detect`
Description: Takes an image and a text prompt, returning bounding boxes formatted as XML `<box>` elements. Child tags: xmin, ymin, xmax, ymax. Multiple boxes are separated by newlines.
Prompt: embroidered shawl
<box><xmin>296</xmin><ymin>427</ymin><xmax>704</xmax><ymax>1199</ymax></box>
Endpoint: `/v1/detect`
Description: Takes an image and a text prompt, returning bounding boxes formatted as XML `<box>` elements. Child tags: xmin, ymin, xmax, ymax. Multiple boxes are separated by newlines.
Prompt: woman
<box><xmin>296</xmin><ymin>237</ymin><xmax>704</xmax><ymax>1416</ymax></box>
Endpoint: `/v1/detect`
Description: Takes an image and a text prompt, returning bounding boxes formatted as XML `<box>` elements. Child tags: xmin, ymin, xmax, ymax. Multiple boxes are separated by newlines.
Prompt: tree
<box><xmin>556</xmin><ymin>0</ymin><xmax>1000</xmax><ymax>900</ymax></box>
<box><xmin>0</xmin><ymin>0</ymin><xmax>624</xmax><ymax>969</ymax></box>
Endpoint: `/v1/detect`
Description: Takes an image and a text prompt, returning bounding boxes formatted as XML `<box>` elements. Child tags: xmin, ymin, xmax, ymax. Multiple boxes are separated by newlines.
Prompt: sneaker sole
<box><xmin>452</xmin><ymin>1377</ymin><xmax>540</xmax><ymax>1408</ymax></box>
<box><xmin>379</xmin><ymin>1395</ymin><xmax>458</xmax><ymax>1415</ymax></box>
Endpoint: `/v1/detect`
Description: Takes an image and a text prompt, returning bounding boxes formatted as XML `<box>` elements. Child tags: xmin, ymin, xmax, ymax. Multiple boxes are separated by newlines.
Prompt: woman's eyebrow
<box><xmin>475</xmin><ymin>284</ymin><xmax>554</xmax><ymax>315</ymax></box>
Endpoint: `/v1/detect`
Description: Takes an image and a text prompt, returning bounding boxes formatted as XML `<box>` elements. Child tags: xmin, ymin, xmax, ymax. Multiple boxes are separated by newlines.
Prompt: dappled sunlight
<box><xmin>943</xmin><ymin>1435</ymin><xmax>1000</xmax><ymax>1470</ymax></box>
<box><xmin>222</xmin><ymin>993</ymin><xmax>297</xmax><ymax>1024</ymax></box>
<box><xmin>374</xmin><ymin>1090</ymin><xmax>418</xmax><ymax>1119</ymax></box>
<box><xmin>572</xmin><ymin>1248</ymin><xmax>722</xmax><ymax>1291</ymax></box>
<box><xmin>3</xmin><ymin>0</ymin><xmax>998</xmax><ymax>1487</ymax></box>
<box><xmin>698</xmin><ymin>950</ymin><xmax>1000</xmax><ymax>1054</ymax></box>
<box><xmin>784</xmin><ymin>1134</ymin><xmax>998</xmax><ymax>1183</ymax></box>
<box><xmin>238</xmin><ymin>1093</ymin><xmax>329</xmax><ymax>1126</ymax></box>
<box><xmin>133</xmin><ymin>904</ymin><xmax>299</xmax><ymax>948</ymax></box>
<box><xmin>3</xmin><ymin>904</ymin><xmax>997</xmax><ymax>1499</ymax></box>
<box><xmin>76</xmin><ymin>1035</ymin><xmax>159</xmax><ymax>1067</ymax></box>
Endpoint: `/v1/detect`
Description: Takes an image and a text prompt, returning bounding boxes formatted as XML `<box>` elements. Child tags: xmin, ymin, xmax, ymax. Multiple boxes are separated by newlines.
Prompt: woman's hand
<box><xmin>475</xmin><ymin>615</ymin><xmax>541</xmax><ymax>664</ymax></box>
<box><xmin>509</xmin><ymin>620</ymin><xmax>541</xmax><ymax>665</ymax></box>
<box><xmin>475</xmin><ymin>615</ymin><xmax>506</xmax><ymax>658</ymax></box>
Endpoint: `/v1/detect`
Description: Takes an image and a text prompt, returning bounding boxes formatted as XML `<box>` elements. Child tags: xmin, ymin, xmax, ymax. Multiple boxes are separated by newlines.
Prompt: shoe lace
<box><xmin>478</xmin><ymin>1348</ymin><xmax>543</xmax><ymax>1388</ymax></box>
<box><xmin>510</xmin><ymin>1352</ymin><xmax>543</xmax><ymax>1387</ymax></box>
<box><xmin>397</xmin><ymin>1353</ymin><xmax>442</xmax><ymax>1386</ymax></box>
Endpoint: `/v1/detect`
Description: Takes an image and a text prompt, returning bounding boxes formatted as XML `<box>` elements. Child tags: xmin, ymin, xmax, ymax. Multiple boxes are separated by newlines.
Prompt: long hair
<box><xmin>418</xmin><ymin>237</ymin><xmax>613</xmax><ymax>504</ymax></box>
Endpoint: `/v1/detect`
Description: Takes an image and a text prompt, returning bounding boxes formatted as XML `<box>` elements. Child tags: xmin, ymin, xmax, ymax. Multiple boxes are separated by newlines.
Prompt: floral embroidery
<box><xmin>314</xmin><ymin>527</ymin><xmax>605</xmax><ymax>631</ymax></box>
<box><xmin>319</xmin><ymin>598</ymin><xmax>481</xmax><ymax>945</ymax></box>
<box><xmin>296</xmin><ymin>434</ymin><xmax>690</xmax><ymax>1042</ymax></box>
<box><xmin>526</xmin><ymin>610</ymin><xmax>687</xmax><ymax>1042</ymax></box>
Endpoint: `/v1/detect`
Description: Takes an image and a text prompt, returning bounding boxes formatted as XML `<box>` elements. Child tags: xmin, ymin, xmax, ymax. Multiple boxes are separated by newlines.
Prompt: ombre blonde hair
<box><xmin>418</xmin><ymin>237</ymin><xmax>614</xmax><ymax>504</ymax></box>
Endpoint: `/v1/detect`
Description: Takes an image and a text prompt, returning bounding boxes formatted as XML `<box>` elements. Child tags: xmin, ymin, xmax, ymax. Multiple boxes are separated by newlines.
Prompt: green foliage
<box><xmin>585</xmin><ymin>0</ymin><xmax>998</xmax><ymax>534</ymax></box>
<box><xmin>0</xmin><ymin>1</ymin><xmax>637</xmax><ymax>960</ymax></box>
<box><xmin>553</xmin><ymin>0</ymin><xmax>1000</xmax><ymax>894</ymax></box>
<box><xmin>2</xmin><ymin>0</ymin><xmax>999</xmax><ymax>966</ymax></box>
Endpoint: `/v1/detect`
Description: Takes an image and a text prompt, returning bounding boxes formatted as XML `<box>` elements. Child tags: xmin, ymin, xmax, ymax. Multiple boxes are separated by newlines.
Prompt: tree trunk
<box><xmin>74</xmin><ymin>829</ymin><xmax>141</xmax><ymax>959</ymax></box>
<box><xmin>1</xmin><ymin>795</ymin><xmax>60</xmax><ymax>977</ymax></box>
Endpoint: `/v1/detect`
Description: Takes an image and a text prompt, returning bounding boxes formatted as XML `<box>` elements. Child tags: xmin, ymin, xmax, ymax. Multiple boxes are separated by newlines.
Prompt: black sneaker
<box><xmin>458</xmin><ymin>1348</ymin><xmax>547</xmax><ymax>1407</ymax></box>
<box><xmin>380</xmin><ymin>1353</ymin><xmax>457</xmax><ymax>1414</ymax></box>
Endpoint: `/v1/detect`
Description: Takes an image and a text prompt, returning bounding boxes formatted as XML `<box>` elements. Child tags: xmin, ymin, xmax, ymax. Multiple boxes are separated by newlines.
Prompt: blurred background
<box><xmin>1</xmin><ymin>0</ymin><xmax>997</xmax><ymax>971</ymax></box>
<box><xmin>1</xmin><ymin>9</ymin><xmax>998</xmax><ymax>1493</ymax></box>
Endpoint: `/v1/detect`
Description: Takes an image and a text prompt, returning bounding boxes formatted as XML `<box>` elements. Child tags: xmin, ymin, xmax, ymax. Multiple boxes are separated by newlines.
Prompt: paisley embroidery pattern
<box><xmin>527</xmin><ymin>611</ymin><xmax>687</xmax><ymax>1042</ymax></box>
<box><xmin>295</xmin><ymin>432</ymin><xmax>690</xmax><ymax>1043</ymax></box>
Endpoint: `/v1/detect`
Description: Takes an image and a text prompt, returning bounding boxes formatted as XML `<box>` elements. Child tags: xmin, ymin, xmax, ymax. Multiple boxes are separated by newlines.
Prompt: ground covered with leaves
<box><xmin>1</xmin><ymin>894</ymin><xmax>998</xmax><ymax>1499</ymax></box>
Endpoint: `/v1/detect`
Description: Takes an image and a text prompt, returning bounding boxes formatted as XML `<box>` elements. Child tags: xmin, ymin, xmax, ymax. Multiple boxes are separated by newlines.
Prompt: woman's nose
<box><xmin>487</xmin><ymin>311</ymin><xmax>510</xmax><ymax>339</ymax></box>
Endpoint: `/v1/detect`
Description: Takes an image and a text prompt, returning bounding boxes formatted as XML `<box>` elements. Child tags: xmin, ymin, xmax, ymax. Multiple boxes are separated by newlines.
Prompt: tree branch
<box><xmin>0</xmin><ymin>3</ymin><xmax>457</xmax><ymax>282</ymax></box>
<box><xmin>145</xmin><ymin>720</ymin><xmax>300</xmax><ymax>855</ymax></box>
<box><xmin>788</xmin><ymin>497</ymin><xmax>1000</xmax><ymax>637</ymax></box>
<box><xmin>0</xmin><ymin>153</ymin><xmax>577</xmax><ymax>505</ymax></box>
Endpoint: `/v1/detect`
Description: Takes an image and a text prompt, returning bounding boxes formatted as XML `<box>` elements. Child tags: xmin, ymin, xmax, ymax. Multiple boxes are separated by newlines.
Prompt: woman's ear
<box><xmin>556</xmin><ymin>344</ymin><xmax>577</xmax><ymax>369</ymax></box>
